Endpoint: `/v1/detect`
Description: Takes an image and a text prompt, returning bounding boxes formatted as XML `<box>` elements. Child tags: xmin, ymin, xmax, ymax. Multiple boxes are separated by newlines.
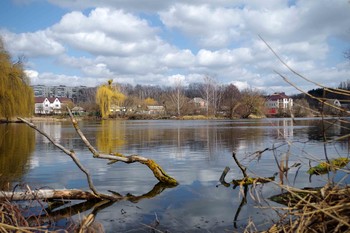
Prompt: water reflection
<box><xmin>115</xmin><ymin>120</ymin><xmax>272</xmax><ymax>158</ymax></box>
<box><xmin>272</xmin><ymin>118</ymin><xmax>294</xmax><ymax>139</ymax></box>
<box><xmin>3</xmin><ymin>118</ymin><xmax>350</xmax><ymax>232</ymax></box>
<box><xmin>96</xmin><ymin>120</ymin><xmax>126</xmax><ymax>153</ymax></box>
<box><xmin>0</xmin><ymin>123</ymin><xmax>35</xmax><ymax>189</ymax></box>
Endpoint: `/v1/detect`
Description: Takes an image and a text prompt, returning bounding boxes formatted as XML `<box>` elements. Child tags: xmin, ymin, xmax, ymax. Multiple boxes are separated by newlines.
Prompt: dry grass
<box><xmin>265</xmin><ymin>184</ymin><xmax>350</xmax><ymax>233</ymax></box>
<box><xmin>0</xmin><ymin>199</ymin><xmax>49</xmax><ymax>233</ymax></box>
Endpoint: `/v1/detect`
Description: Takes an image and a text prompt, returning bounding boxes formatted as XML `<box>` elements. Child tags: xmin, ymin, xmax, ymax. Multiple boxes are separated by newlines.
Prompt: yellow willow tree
<box><xmin>96</xmin><ymin>80</ymin><xmax>126</xmax><ymax>118</ymax></box>
<box><xmin>0</xmin><ymin>38</ymin><xmax>34</xmax><ymax>120</ymax></box>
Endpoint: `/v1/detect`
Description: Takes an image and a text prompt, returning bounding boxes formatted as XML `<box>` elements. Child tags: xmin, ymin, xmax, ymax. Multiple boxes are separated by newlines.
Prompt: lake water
<box><xmin>1</xmin><ymin>118</ymin><xmax>349</xmax><ymax>232</ymax></box>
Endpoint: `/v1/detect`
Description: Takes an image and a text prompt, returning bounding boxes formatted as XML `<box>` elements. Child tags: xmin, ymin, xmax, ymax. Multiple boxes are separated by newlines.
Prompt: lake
<box><xmin>1</xmin><ymin>118</ymin><xmax>349</xmax><ymax>232</ymax></box>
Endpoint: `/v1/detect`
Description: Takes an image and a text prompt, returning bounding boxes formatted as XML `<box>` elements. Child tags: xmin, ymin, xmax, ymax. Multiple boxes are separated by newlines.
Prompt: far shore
<box><xmin>1</xmin><ymin>114</ymin><xmax>329</xmax><ymax>124</ymax></box>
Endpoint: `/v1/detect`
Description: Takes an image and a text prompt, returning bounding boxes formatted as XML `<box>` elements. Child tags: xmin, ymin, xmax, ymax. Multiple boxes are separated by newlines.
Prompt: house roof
<box><xmin>34</xmin><ymin>97</ymin><xmax>72</xmax><ymax>103</ymax></box>
<box><xmin>266</xmin><ymin>92</ymin><xmax>290</xmax><ymax>101</ymax></box>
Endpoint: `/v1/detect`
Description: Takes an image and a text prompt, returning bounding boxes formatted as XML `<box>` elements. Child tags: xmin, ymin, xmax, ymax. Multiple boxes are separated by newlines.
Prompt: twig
<box><xmin>232</xmin><ymin>151</ymin><xmax>248</xmax><ymax>178</ymax></box>
<box><xmin>274</xmin><ymin>71</ymin><xmax>346</xmax><ymax>113</ymax></box>
<box><xmin>259</xmin><ymin>35</ymin><xmax>350</xmax><ymax>97</ymax></box>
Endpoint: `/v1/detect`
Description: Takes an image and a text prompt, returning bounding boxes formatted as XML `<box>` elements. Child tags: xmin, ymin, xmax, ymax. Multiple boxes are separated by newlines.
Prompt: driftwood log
<box><xmin>0</xmin><ymin>189</ymin><xmax>108</xmax><ymax>201</ymax></box>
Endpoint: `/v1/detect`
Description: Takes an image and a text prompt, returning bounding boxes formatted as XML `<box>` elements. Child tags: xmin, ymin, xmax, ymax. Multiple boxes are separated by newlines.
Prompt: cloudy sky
<box><xmin>1</xmin><ymin>0</ymin><xmax>350</xmax><ymax>94</ymax></box>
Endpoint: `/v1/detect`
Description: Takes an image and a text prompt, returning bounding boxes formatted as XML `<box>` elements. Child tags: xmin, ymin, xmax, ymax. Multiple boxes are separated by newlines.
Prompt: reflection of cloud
<box><xmin>198</xmin><ymin>169</ymin><xmax>222</xmax><ymax>185</ymax></box>
<box><xmin>20</xmin><ymin>119</ymin><xmax>350</xmax><ymax>231</ymax></box>
<box><xmin>29</xmin><ymin>156</ymin><xmax>40</xmax><ymax>169</ymax></box>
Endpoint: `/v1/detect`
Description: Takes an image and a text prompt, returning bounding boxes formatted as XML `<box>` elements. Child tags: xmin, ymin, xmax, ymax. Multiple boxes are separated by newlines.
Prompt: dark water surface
<box><xmin>1</xmin><ymin>118</ymin><xmax>349</xmax><ymax>232</ymax></box>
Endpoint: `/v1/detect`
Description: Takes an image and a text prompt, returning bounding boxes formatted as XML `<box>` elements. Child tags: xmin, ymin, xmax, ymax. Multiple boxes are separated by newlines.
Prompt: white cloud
<box><xmin>231</xmin><ymin>81</ymin><xmax>250</xmax><ymax>90</ymax></box>
<box><xmin>167</xmin><ymin>74</ymin><xmax>186</xmax><ymax>86</ymax></box>
<box><xmin>82</xmin><ymin>63</ymin><xmax>113</xmax><ymax>77</ymax></box>
<box><xmin>1</xmin><ymin>0</ymin><xmax>350</xmax><ymax>94</ymax></box>
<box><xmin>196</xmin><ymin>48</ymin><xmax>253</xmax><ymax>67</ymax></box>
<box><xmin>47</xmin><ymin>0</ymin><xmax>172</xmax><ymax>12</ymax></box>
<box><xmin>28</xmin><ymin>72</ymin><xmax>103</xmax><ymax>87</ymax></box>
<box><xmin>24</xmin><ymin>69</ymin><xmax>39</xmax><ymax>83</ymax></box>
<box><xmin>51</xmin><ymin>8</ymin><xmax>159</xmax><ymax>56</ymax></box>
<box><xmin>162</xmin><ymin>49</ymin><xmax>195</xmax><ymax>68</ymax></box>
<box><xmin>159</xmin><ymin>4</ymin><xmax>242</xmax><ymax>48</ymax></box>
<box><xmin>1</xmin><ymin>29</ymin><xmax>65</xmax><ymax>57</ymax></box>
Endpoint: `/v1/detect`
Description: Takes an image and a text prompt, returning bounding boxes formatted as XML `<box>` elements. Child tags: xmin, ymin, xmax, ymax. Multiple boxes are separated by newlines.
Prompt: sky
<box><xmin>0</xmin><ymin>0</ymin><xmax>350</xmax><ymax>95</ymax></box>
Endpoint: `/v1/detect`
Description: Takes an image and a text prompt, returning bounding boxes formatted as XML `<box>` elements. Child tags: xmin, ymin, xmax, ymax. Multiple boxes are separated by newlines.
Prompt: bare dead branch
<box><xmin>259</xmin><ymin>35</ymin><xmax>350</xmax><ymax>97</ymax></box>
<box><xmin>66</xmin><ymin>107</ymin><xmax>178</xmax><ymax>185</ymax></box>
<box><xmin>274</xmin><ymin>71</ymin><xmax>347</xmax><ymax>114</ymax></box>
<box><xmin>17</xmin><ymin>117</ymin><xmax>114</xmax><ymax>200</ymax></box>
<box><xmin>232</xmin><ymin>151</ymin><xmax>248</xmax><ymax>178</ymax></box>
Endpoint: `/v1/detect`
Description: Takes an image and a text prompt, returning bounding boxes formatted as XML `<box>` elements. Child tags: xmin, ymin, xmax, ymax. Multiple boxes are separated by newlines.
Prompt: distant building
<box><xmin>71</xmin><ymin>106</ymin><xmax>85</xmax><ymax>116</ymax></box>
<box><xmin>32</xmin><ymin>85</ymin><xmax>50</xmax><ymax>97</ymax></box>
<box><xmin>190</xmin><ymin>97</ymin><xmax>207</xmax><ymax>108</ymax></box>
<box><xmin>34</xmin><ymin>97</ymin><xmax>72</xmax><ymax>114</ymax></box>
<box><xmin>147</xmin><ymin>106</ymin><xmax>166</xmax><ymax>115</ymax></box>
<box><xmin>265</xmin><ymin>92</ymin><xmax>293</xmax><ymax>115</ymax></box>
<box><xmin>31</xmin><ymin>85</ymin><xmax>89</xmax><ymax>103</ymax></box>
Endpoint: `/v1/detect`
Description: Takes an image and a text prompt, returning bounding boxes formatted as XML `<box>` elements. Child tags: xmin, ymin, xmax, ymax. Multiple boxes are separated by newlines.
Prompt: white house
<box><xmin>34</xmin><ymin>97</ymin><xmax>72</xmax><ymax>114</ymax></box>
<box><xmin>265</xmin><ymin>92</ymin><xmax>293</xmax><ymax>115</ymax></box>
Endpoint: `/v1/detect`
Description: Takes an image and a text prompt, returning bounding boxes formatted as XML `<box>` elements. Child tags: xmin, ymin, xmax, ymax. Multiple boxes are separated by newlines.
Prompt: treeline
<box><xmin>0</xmin><ymin>38</ymin><xmax>34</xmax><ymax>120</ymax></box>
<box><xmin>91</xmin><ymin>78</ymin><xmax>350</xmax><ymax>119</ymax></box>
<box><xmin>88</xmin><ymin>78</ymin><xmax>267</xmax><ymax>119</ymax></box>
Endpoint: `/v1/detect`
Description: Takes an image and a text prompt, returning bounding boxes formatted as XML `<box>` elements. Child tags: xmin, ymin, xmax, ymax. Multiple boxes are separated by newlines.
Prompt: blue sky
<box><xmin>1</xmin><ymin>0</ymin><xmax>350</xmax><ymax>94</ymax></box>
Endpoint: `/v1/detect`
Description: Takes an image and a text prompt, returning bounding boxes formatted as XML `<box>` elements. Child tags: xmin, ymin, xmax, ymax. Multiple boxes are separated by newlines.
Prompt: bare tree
<box><xmin>167</xmin><ymin>78</ymin><xmax>187</xmax><ymax>116</ymax></box>
<box><xmin>236</xmin><ymin>89</ymin><xmax>266</xmax><ymax>118</ymax></box>
<box><xmin>222</xmin><ymin>84</ymin><xmax>241</xmax><ymax>118</ymax></box>
<box><xmin>201</xmin><ymin>76</ymin><xmax>216</xmax><ymax>116</ymax></box>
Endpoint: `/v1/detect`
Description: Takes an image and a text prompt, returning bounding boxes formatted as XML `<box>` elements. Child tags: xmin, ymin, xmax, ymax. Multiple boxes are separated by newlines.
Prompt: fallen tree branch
<box><xmin>17</xmin><ymin>117</ymin><xmax>115</xmax><ymax>200</ymax></box>
<box><xmin>66</xmin><ymin>107</ymin><xmax>178</xmax><ymax>186</ymax></box>
<box><xmin>0</xmin><ymin>189</ymin><xmax>113</xmax><ymax>201</ymax></box>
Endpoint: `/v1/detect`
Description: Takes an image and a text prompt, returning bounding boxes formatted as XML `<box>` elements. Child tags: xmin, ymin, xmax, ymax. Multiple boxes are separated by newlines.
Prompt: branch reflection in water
<box><xmin>24</xmin><ymin>182</ymin><xmax>175</xmax><ymax>230</ymax></box>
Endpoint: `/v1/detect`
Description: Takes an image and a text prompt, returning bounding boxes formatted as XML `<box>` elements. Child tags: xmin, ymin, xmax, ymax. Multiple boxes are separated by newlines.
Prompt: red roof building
<box><xmin>265</xmin><ymin>92</ymin><xmax>293</xmax><ymax>115</ymax></box>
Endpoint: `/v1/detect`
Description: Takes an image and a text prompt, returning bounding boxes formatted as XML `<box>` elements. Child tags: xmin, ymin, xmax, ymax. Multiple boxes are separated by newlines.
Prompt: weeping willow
<box><xmin>0</xmin><ymin>123</ymin><xmax>35</xmax><ymax>189</ymax></box>
<box><xmin>96</xmin><ymin>79</ymin><xmax>126</xmax><ymax>118</ymax></box>
<box><xmin>0</xmin><ymin>38</ymin><xmax>34</xmax><ymax>120</ymax></box>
